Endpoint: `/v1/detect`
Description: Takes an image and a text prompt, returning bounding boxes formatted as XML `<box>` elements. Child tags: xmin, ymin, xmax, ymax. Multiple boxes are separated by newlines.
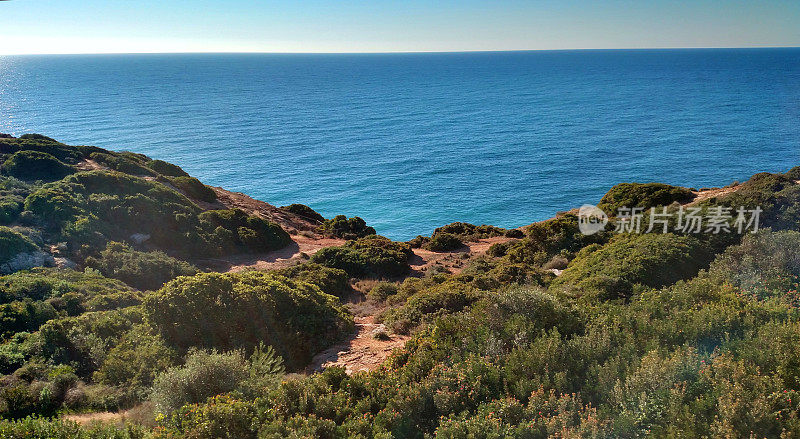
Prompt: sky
<box><xmin>1</xmin><ymin>0</ymin><xmax>799</xmax><ymax>55</ymax></box>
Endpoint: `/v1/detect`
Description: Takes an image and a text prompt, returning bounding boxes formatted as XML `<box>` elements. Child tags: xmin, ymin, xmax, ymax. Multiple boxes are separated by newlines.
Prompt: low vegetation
<box><xmin>143</xmin><ymin>271</ymin><xmax>353</xmax><ymax>370</ymax></box>
<box><xmin>1</xmin><ymin>134</ymin><xmax>800</xmax><ymax>438</ymax></box>
<box><xmin>84</xmin><ymin>242</ymin><xmax>199</xmax><ymax>291</ymax></box>
<box><xmin>318</xmin><ymin>215</ymin><xmax>376</xmax><ymax>239</ymax></box>
<box><xmin>598</xmin><ymin>182</ymin><xmax>695</xmax><ymax>213</ymax></box>
<box><xmin>311</xmin><ymin>235</ymin><xmax>412</xmax><ymax>278</ymax></box>
<box><xmin>280</xmin><ymin>203</ymin><xmax>325</xmax><ymax>223</ymax></box>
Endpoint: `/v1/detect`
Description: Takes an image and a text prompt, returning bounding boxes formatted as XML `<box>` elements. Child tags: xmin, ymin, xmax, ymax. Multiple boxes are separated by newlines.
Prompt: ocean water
<box><xmin>0</xmin><ymin>49</ymin><xmax>798</xmax><ymax>240</ymax></box>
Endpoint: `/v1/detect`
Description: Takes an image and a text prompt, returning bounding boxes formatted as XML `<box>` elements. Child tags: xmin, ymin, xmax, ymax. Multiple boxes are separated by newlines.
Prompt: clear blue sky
<box><xmin>1</xmin><ymin>0</ymin><xmax>799</xmax><ymax>54</ymax></box>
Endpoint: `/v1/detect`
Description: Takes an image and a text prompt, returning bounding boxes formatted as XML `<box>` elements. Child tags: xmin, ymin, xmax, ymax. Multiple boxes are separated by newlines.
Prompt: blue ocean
<box><xmin>0</xmin><ymin>49</ymin><xmax>798</xmax><ymax>240</ymax></box>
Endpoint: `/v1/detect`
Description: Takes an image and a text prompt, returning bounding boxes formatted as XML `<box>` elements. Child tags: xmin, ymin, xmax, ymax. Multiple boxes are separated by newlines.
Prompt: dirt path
<box><xmin>688</xmin><ymin>185</ymin><xmax>742</xmax><ymax>205</ymax></box>
<box><xmin>219</xmin><ymin>234</ymin><xmax>345</xmax><ymax>272</ymax></box>
<box><xmin>304</xmin><ymin>236</ymin><xmax>516</xmax><ymax>375</ymax></box>
<box><xmin>306</xmin><ymin>315</ymin><xmax>409</xmax><ymax>375</ymax></box>
<box><xmin>409</xmin><ymin>236</ymin><xmax>513</xmax><ymax>276</ymax></box>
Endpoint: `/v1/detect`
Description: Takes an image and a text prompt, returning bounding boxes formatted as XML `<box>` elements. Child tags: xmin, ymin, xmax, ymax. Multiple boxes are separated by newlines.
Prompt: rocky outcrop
<box><xmin>0</xmin><ymin>251</ymin><xmax>55</xmax><ymax>274</ymax></box>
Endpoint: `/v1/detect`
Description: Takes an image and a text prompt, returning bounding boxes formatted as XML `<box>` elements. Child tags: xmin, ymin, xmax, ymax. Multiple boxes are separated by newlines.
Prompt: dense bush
<box><xmin>89</xmin><ymin>152</ymin><xmax>155</xmax><ymax>177</ymax></box>
<box><xmin>0</xmin><ymin>177</ymin><xmax>28</xmax><ymax>225</ymax></box>
<box><xmin>311</xmin><ymin>235</ymin><xmax>412</xmax><ymax>278</ymax></box>
<box><xmin>367</xmin><ymin>282</ymin><xmax>398</xmax><ymax>301</ymax></box>
<box><xmin>146</xmin><ymin>159</ymin><xmax>189</xmax><ymax>177</ymax></box>
<box><xmin>280</xmin><ymin>203</ymin><xmax>325</xmax><ymax>223</ymax></box>
<box><xmin>18</xmin><ymin>134</ymin><xmax>57</xmax><ymax>143</ymax></box>
<box><xmin>503</xmin><ymin>214</ymin><xmax>610</xmax><ymax>267</ymax></box>
<box><xmin>0</xmin><ymin>416</ymin><xmax>146</xmax><ymax>438</ymax></box>
<box><xmin>23</xmin><ymin>171</ymin><xmax>288</xmax><ymax>258</ymax></box>
<box><xmin>0</xmin><ymin>267</ymin><xmax>138</xmax><ymax>309</ymax></box>
<box><xmin>598</xmin><ymin>182</ymin><xmax>695</xmax><ymax>214</ymax></box>
<box><xmin>143</xmin><ymin>271</ymin><xmax>353</xmax><ymax>370</ymax></box>
<box><xmin>708</xmin><ymin>230</ymin><xmax>800</xmax><ymax>300</ymax></box>
<box><xmin>169</xmin><ymin>176</ymin><xmax>217</xmax><ymax>203</ymax></box>
<box><xmin>93</xmin><ymin>326</ymin><xmax>177</xmax><ymax>391</ymax></box>
<box><xmin>85</xmin><ymin>242</ymin><xmax>198</xmax><ymax>291</ymax></box>
<box><xmin>0</xmin><ymin>199</ymin><xmax>22</xmax><ymax>225</ymax></box>
<box><xmin>23</xmin><ymin>170</ymin><xmax>200</xmax><ymax>241</ymax></box>
<box><xmin>380</xmin><ymin>280</ymin><xmax>482</xmax><ymax>334</ymax></box>
<box><xmin>410</xmin><ymin>222</ymin><xmax>508</xmax><ymax>249</ymax></box>
<box><xmin>318</xmin><ymin>215</ymin><xmax>376</xmax><ymax>239</ymax></box>
<box><xmin>713</xmin><ymin>172</ymin><xmax>800</xmax><ymax>230</ymax></box>
<box><xmin>198</xmin><ymin>209</ymin><xmax>290</xmax><ymax>254</ymax></box>
<box><xmin>151</xmin><ymin>350</ymin><xmax>248</xmax><ymax>416</ymax></box>
<box><xmin>0</xmin><ymin>300</ymin><xmax>58</xmax><ymax>338</ymax></box>
<box><xmin>276</xmin><ymin>263</ymin><xmax>350</xmax><ymax>298</ymax></box>
<box><xmin>432</xmin><ymin>222</ymin><xmax>507</xmax><ymax>241</ymax></box>
<box><xmin>553</xmin><ymin>232</ymin><xmax>715</xmax><ymax>300</ymax></box>
<box><xmin>423</xmin><ymin>232</ymin><xmax>464</xmax><ymax>252</ymax></box>
<box><xmin>1</xmin><ymin>151</ymin><xmax>74</xmax><ymax>182</ymax></box>
<box><xmin>0</xmin><ymin>227</ymin><xmax>38</xmax><ymax>265</ymax></box>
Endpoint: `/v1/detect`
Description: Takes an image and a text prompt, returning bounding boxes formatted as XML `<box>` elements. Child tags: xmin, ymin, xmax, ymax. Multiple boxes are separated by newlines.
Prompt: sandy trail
<box><xmin>306</xmin><ymin>314</ymin><xmax>409</xmax><ymax>375</ymax></box>
<box><xmin>220</xmin><ymin>234</ymin><xmax>345</xmax><ymax>272</ymax></box>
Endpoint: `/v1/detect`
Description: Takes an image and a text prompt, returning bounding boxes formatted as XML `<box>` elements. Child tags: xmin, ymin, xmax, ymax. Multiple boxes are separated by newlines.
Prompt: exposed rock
<box><xmin>130</xmin><ymin>233</ymin><xmax>151</xmax><ymax>244</ymax></box>
<box><xmin>0</xmin><ymin>251</ymin><xmax>55</xmax><ymax>274</ymax></box>
<box><xmin>55</xmin><ymin>257</ymin><xmax>78</xmax><ymax>270</ymax></box>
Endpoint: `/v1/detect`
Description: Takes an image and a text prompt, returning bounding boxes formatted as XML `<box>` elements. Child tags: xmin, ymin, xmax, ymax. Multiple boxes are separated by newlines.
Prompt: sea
<box><xmin>0</xmin><ymin>48</ymin><xmax>798</xmax><ymax>240</ymax></box>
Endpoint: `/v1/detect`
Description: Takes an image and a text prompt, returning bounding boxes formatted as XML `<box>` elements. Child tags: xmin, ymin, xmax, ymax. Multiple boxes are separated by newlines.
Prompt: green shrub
<box><xmin>143</xmin><ymin>271</ymin><xmax>353</xmax><ymax>370</ymax></box>
<box><xmin>504</xmin><ymin>214</ymin><xmax>609</xmax><ymax>266</ymax></box>
<box><xmin>709</xmin><ymin>230</ymin><xmax>800</xmax><ymax>300</ymax></box>
<box><xmin>147</xmin><ymin>159</ymin><xmax>189</xmax><ymax>177</ymax></box>
<box><xmin>0</xmin><ymin>199</ymin><xmax>22</xmax><ymax>224</ymax></box>
<box><xmin>23</xmin><ymin>170</ymin><xmax>200</xmax><ymax>243</ymax></box>
<box><xmin>381</xmin><ymin>280</ymin><xmax>482</xmax><ymax>334</ymax></box>
<box><xmin>553</xmin><ymin>233</ymin><xmax>715</xmax><ymax>300</ymax></box>
<box><xmin>23</xmin><ymin>171</ymin><xmax>287</xmax><ymax>257</ymax></box>
<box><xmin>368</xmin><ymin>282</ymin><xmax>398</xmax><ymax>301</ymax></box>
<box><xmin>713</xmin><ymin>172</ymin><xmax>800</xmax><ymax>230</ymax></box>
<box><xmin>598</xmin><ymin>182</ymin><xmax>694</xmax><ymax>214</ymax></box>
<box><xmin>786</xmin><ymin>166</ymin><xmax>800</xmax><ymax>181</ymax></box>
<box><xmin>89</xmin><ymin>152</ymin><xmax>155</xmax><ymax>176</ymax></box>
<box><xmin>37</xmin><ymin>306</ymin><xmax>143</xmax><ymax>377</ymax></box>
<box><xmin>311</xmin><ymin>236</ymin><xmax>411</xmax><ymax>278</ymax></box>
<box><xmin>169</xmin><ymin>176</ymin><xmax>217</xmax><ymax>203</ymax></box>
<box><xmin>1</xmin><ymin>151</ymin><xmax>74</xmax><ymax>181</ymax></box>
<box><xmin>199</xmin><ymin>209</ymin><xmax>289</xmax><ymax>254</ymax></box>
<box><xmin>94</xmin><ymin>327</ymin><xmax>177</xmax><ymax>391</ymax></box>
<box><xmin>0</xmin><ymin>267</ymin><xmax>136</xmax><ymax>308</ymax></box>
<box><xmin>431</xmin><ymin>222</ymin><xmax>507</xmax><ymax>241</ymax></box>
<box><xmin>18</xmin><ymin>134</ymin><xmax>57</xmax><ymax>142</ymax></box>
<box><xmin>150</xmin><ymin>350</ymin><xmax>248</xmax><ymax>416</ymax></box>
<box><xmin>318</xmin><ymin>215</ymin><xmax>376</xmax><ymax>239</ymax></box>
<box><xmin>85</xmin><ymin>242</ymin><xmax>198</xmax><ymax>291</ymax></box>
<box><xmin>0</xmin><ymin>300</ymin><xmax>58</xmax><ymax>337</ymax></box>
<box><xmin>276</xmin><ymin>263</ymin><xmax>350</xmax><ymax>298</ymax></box>
<box><xmin>423</xmin><ymin>232</ymin><xmax>464</xmax><ymax>252</ymax></box>
<box><xmin>0</xmin><ymin>416</ymin><xmax>146</xmax><ymax>438</ymax></box>
<box><xmin>0</xmin><ymin>226</ymin><xmax>38</xmax><ymax>265</ymax></box>
<box><xmin>280</xmin><ymin>204</ymin><xmax>325</xmax><ymax>223</ymax></box>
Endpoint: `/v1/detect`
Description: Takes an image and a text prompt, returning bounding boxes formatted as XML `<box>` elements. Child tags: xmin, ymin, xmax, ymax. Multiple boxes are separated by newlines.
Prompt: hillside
<box><xmin>1</xmin><ymin>134</ymin><xmax>800</xmax><ymax>438</ymax></box>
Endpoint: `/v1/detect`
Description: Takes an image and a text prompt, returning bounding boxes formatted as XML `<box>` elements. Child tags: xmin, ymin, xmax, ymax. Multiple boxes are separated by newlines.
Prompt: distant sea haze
<box><xmin>0</xmin><ymin>48</ymin><xmax>798</xmax><ymax>240</ymax></box>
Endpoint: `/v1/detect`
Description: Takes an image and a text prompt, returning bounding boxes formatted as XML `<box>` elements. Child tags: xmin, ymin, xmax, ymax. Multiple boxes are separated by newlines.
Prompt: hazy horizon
<box><xmin>2</xmin><ymin>0</ymin><xmax>799</xmax><ymax>56</ymax></box>
<box><xmin>2</xmin><ymin>46</ymin><xmax>799</xmax><ymax>57</ymax></box>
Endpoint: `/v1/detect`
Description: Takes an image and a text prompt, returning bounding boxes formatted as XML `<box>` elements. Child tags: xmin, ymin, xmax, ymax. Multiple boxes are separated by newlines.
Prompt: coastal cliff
<box><xmin>1</xmin><ymin>134</ymin><xmax>800</xmax><ymax>437</ymax></box>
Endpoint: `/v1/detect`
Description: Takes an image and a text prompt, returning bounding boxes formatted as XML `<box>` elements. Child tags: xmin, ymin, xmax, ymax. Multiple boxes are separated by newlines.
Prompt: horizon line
<box><xmin>2</xmin><ymin>45</ymin><xmax>799</xmax><ymax>57</ymax></box>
